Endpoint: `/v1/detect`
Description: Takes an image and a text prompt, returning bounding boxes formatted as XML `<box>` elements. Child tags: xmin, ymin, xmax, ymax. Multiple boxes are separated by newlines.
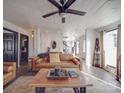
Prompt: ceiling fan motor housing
<box><xmin>60</xmin><ymin>0</ymin><xmax>66</xmax><ymax>5</ymax></box>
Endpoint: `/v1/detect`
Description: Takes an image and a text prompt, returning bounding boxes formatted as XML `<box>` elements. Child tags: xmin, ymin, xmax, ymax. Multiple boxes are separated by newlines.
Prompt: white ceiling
<box><xmin>3</xmin><ymin>0</ymin><xmax>121</xmax><ymax>39</ymax></box>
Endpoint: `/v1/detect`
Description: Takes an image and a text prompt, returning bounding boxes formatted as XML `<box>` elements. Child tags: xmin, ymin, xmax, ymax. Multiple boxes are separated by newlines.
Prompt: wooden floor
<box><xmin>82</xmin><ymin>62</ymin><xmax>121</xmax><ymax>88</ymax></box>
<box><xmin>17</xmin><ymin>62</ymin><xmax>39</xmax><ymax>76</ymax></box>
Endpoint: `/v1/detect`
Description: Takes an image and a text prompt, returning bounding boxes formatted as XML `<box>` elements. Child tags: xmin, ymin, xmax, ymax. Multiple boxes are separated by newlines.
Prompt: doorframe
<box><xmin>20</xmin><ymin>33</ymin><xmax>29</xmax><ymax>65</ymax></box>
<box><xmin>3</xmin><ymin>27</ymin><xmax>18</xmax><ymax>66</ymax></box>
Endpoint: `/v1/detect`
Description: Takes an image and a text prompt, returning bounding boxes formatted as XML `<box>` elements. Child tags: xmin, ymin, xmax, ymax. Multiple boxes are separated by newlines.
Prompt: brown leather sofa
<box><xmin>3</xmin><ymin>62</ymin><xmax>16</xmax><ymax>86</ymax></box>
<box><xmin>32</xmin><ymin>53</ymin><xmax>82</xmax><ymax>71</ymax></box>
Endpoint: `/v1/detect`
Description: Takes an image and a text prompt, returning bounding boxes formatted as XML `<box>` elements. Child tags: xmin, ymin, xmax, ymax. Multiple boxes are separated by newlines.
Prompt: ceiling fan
<box><xmin>42</xmin><ymin>0</ymin><xmax>86</xmax><ymax>23</ymax></box>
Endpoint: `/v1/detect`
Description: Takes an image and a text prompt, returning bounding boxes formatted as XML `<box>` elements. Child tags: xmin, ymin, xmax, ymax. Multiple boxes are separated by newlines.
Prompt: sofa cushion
<box><xmin>36</xmin><ymin>62</ymin><xmax>55</xmax><ymax>68</ymax></box>
<box><xmin>61</xmin><ymin>61</ymin><xmax>79</xmax><ymax>68</ymax></box>
<box><xmin>36</xmin><ymin>61</ymin><xmax>79</xmax><ymax>68</ymax></box>
<box><xmin>60</xmin><ymin>54</ymin><xmax>74</xmax><ymax>61</ymax></box>
<box><xmin>3</xmin><ymin>66</ymin><xmax>13</xmax><ymax>73</ymax></box>
<box><xmin>34</xmin><ymin>61</ymin><xmax>80</xmax><ymax>71</ymax></box>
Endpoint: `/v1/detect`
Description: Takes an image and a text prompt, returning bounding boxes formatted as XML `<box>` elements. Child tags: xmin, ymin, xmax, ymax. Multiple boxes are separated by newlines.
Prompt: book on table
<box><xmin>68</xmin><ymin>70</ymin><xmax>79</xmax><ymax>78</ymax></box>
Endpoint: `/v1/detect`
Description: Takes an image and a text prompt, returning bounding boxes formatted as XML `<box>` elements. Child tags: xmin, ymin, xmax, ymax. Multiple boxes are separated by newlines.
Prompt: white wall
<box><xmin>33</xmin><ymin>30</ymin><xmax>63</xmax><ymax>54</ymax></box>
<box><xmin>41</xmin><ymin>31</ymin><xmax>63</xmax><ymax>52</ymax></box>
<box><xmin>85</xmin><ymin>28</ymin><xmax>99</xmax><ymax>66</ymax></box>
<box><xmin>96</xmin><ymin>20</ymin><xmax>120</xmax><ymax>32</ymax></box>
<box><xmin>3</xmin><ymin>20</ymin><xmax>33</xmax><ymax>67</ymax></box>
<box><xmin>33</xmin><ymin>28</ymin><xmax>41</xmax><ymax>55</ymax></box>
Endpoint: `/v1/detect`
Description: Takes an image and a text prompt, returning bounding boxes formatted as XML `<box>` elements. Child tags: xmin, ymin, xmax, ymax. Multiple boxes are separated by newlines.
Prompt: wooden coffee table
<box><xmin>29</xmin><ymin>69</ymin><xmax>93</xmax><ymax>93</ymax></box>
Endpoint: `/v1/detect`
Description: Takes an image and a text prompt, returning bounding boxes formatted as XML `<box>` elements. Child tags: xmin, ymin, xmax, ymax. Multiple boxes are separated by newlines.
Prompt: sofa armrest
<box><xmin>72</xmin><ymin>58</ymin><xmax>82</xmax><ymax>70</ymax></box>
<box><xmin>74</xmin><ymin>56</ymin><xmax>80</xmax><ymax>61</ymax></box>
<box><xmin>3</xmin><ymin>62</ymin><xmax>16</xmax><ymax>79</ymax></box>
<box><xmin>32</xmin><ymin>58</ymin><xmax>36</xmax><ymax>71</ymax></box>
<box><xmin>73</xmin><ymin>58</ymin><xmax>80</xmax><ymax>65</ymax></box>
<box><xmin>31</xmin><ymin>56</ymin><xmax>40</xmax><ymax>71</ymax></box>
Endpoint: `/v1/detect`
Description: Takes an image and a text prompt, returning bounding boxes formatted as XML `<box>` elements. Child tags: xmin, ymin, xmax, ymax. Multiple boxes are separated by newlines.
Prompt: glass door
<box><xmin>103</xmin><ymin>30</ymin><xmax>117</xmax><ymax>74</ymax></box>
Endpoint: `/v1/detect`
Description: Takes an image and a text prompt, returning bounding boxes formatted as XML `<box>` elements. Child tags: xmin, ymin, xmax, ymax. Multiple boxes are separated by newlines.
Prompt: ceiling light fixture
<box><xmin>59</xmin><ymin>12</ymin><xmax>67</xmax><ymax>18</ymax></box>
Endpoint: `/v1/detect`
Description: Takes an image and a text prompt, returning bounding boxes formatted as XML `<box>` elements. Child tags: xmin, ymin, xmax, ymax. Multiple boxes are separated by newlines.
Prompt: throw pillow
<box><xmin>37</xmin><ymin>52</ymin><xmax>49</xmax><ymax>58</ymax></box>
<box><xmin>49</xmin><ymin>52</ymin><xmax>61</xmax><ymax>65</ymax></box>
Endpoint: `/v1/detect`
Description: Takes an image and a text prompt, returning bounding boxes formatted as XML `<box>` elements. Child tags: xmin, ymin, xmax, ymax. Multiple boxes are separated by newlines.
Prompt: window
<box><xmin>83</xmin><ymin>40</ymin><xmax>85</xmax><ymax>52</ymax></box>
<box><xmin>76</xmin><ymin>41</ymin><xmax>79</xmax><ymax>54</ymax></box>
<box><xmin>104</xmin><ymin>30</ymin><xmax>117</xmax><ymax>67</ymax></box>
<box><xmin>112</xmin><ymin>33</ymin><xmax>117</xmax><ymax>47</ymax></box>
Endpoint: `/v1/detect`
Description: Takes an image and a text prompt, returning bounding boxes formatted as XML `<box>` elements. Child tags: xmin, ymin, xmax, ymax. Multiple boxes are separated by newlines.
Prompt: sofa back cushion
<box><xmin>36</xmin><ymin>57</ymin><xmax>49</xmax><ymax>64</ymax></box>
<box><xmin>3</xmin><ymin>65</ymin><xmax>13</xmax><ymax>73</ymax></box>
<box><xmin>59</xmin><ymin>53</ymin><xmax>74</xmax><ymax>61</ymax></box>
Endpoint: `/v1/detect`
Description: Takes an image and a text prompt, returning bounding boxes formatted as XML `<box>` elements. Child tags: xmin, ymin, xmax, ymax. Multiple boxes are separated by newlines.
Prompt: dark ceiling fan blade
<box><xmin>62</xmin><ymin>17</ymin><xmax>65</xmax><ymax>23</ymax></box>
<box><xmin>64</xmin><ymin>0</ymin><xmax>76</xmax><ymax>9</ymax></box>
<box><xmin>66</xmin><ymin>9</ymin><xmax>86</xmax><ymax>16</ymax></box>
<box><xmin>42</xmin><ymin>11</ymin><xmax>59</xmax><ymax>18</ymax></box>
<box><xmin>48</xmin><ymin>0</ymin><xmax>61</xmax><ymax>9</ymax></box>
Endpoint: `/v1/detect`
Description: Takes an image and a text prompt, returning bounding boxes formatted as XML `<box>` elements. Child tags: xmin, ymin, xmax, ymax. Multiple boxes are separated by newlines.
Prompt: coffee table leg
<box><xmin>73</xmin><ymin>88</ymin><xmax>79</xmax><ymax>93</ymax></box>
<box><xmin>40</xmin><ymin>87</ymin><xmax>45</xmax><ymax>93</ymax></box>
<box><xmin>35</xmin><ymin>87</ymin><xmax>45</xmax><ymax>93</ymax></box>
<box><xmin>35</xmin><ymin>87</ymin><xmax>39</xmax><ymax>93</ymax></box>
<box><xmin>80</xmin><ymin>87</ymin><xmax>86</xmax><ymax>93</ymax></box>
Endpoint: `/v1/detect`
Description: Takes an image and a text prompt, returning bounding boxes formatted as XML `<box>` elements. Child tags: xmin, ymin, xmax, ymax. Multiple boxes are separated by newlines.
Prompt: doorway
<box><xmin>3</xmin><ymin>28</ymin><xmax>18</xmax><ymax>66</ymax></box>
<box><xmin>20</xmin><ymin>34</ymin><xmax>29</xmax><ymax>65</ymax></box>
<box><xmin>103</xmin><ymin>30</ymin><xmax>117</xmax><ymax>74</ymax></box>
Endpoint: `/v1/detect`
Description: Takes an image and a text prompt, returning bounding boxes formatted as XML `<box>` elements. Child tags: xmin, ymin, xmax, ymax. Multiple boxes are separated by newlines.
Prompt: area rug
<box><xmin>4</xmin><ymin>72</ymin><xmax>121</xmax><ymax>93</ymax></box>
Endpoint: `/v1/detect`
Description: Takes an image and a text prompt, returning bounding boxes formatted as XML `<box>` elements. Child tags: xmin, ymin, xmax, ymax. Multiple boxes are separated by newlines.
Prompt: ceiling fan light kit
<box><xmin>42</xmin><ymin>0</ymin><xmax>86</xmax><ymax>23</ymax></box>
<box><xmin>59</xmin><ymin>12</ymin><xmax>67</xmax><ymax>18</ymax></box>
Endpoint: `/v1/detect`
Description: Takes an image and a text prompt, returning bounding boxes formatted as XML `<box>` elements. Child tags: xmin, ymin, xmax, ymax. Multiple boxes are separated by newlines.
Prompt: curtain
<box><xmin>99</xmin><ymin>31</ymin><xmax>105</xmax><ymax>68</ymax></box>
<box><xmin>116</xmin><ymin>24</ymin><xmax>121</xmax><ymax>81</ymax></box>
